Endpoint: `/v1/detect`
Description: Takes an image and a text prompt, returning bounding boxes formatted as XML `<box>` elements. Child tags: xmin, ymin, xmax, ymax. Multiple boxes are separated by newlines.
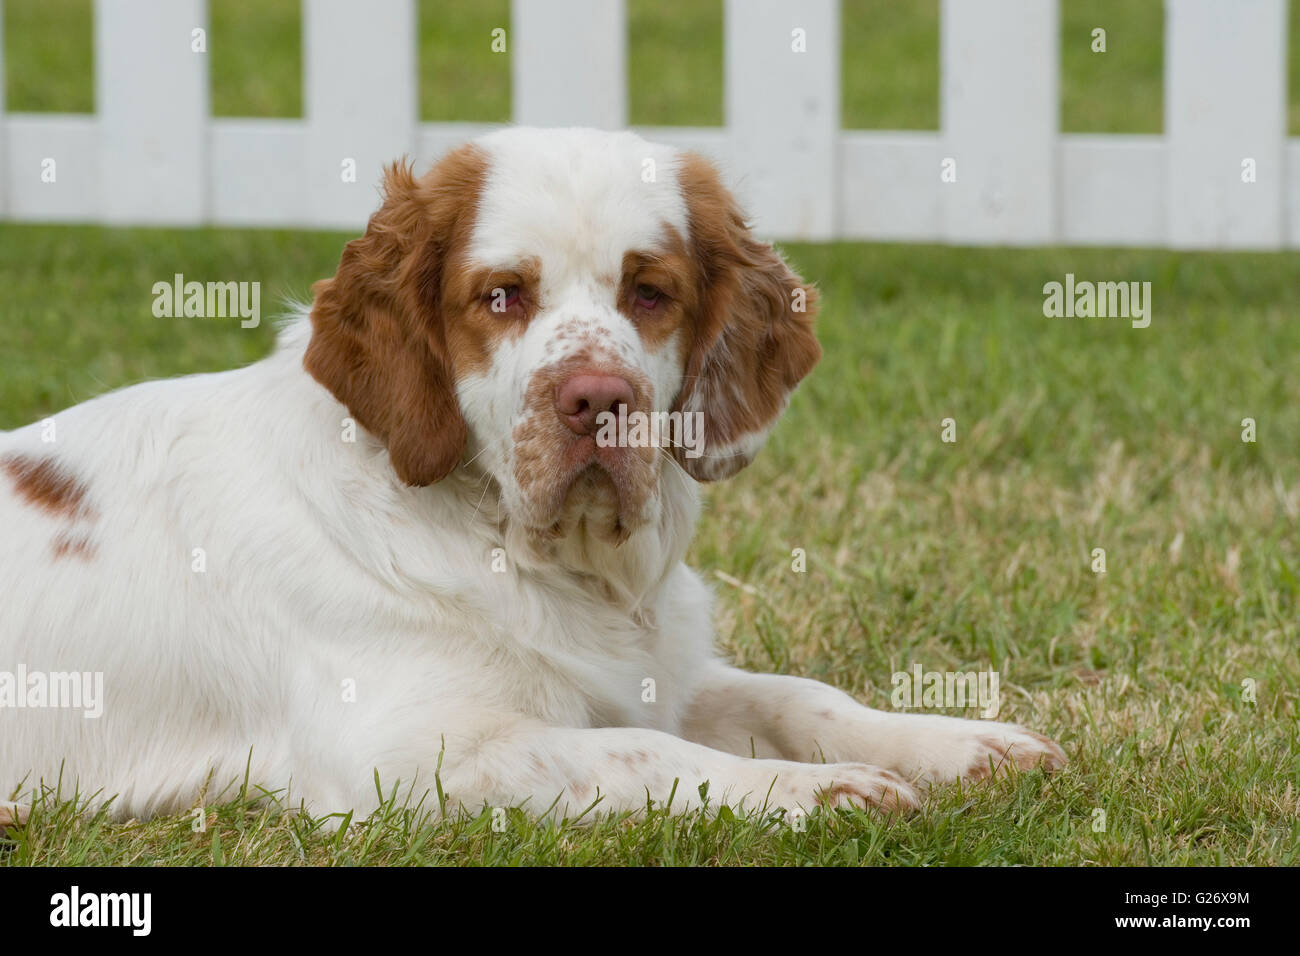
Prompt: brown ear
<box><xmin>673</xmin><ymin>154</ymin><xmax>822</xmax><ymax>481</ymax></box>
<box><xmin>304</xmin><ymin>147</ymin><xmax>486</xmax><ymax>486</ymax></box>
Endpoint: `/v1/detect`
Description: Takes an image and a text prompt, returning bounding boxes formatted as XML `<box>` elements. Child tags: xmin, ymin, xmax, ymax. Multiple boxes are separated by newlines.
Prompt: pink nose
<box><xmin>555</xmin><ymin>373</ymin><xmax>635</xmax><ymax>435</ymax></box>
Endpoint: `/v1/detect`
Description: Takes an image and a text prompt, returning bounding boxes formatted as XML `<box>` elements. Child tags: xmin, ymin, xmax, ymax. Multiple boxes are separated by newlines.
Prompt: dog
<box><xmin>0</xmin><ymin>127</ymin><xmax>1064</xmax><ymax>824</ymax></box>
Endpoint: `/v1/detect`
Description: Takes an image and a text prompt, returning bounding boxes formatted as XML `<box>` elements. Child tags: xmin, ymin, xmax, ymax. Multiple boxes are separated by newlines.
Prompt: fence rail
<box><xmin>0</xmin><ymin>0</ymin><xmax>1294</xmax><ymax>247</ymax></box>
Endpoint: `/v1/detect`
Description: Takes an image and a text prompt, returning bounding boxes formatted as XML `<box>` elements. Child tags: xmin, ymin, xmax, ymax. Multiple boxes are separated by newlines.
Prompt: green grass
<box><xmin>3</xmin><ymin>0</ymin><xmax>94</xmax><ymax>113</ymax></box>
<box><xmin>841</xmin><ymin>0</ymin><xmax>940</xmax><ymax>129</ymax></box>
<box><xmin>1061</xmin><ymin>0</ymin><xmax>1163</xmax><ymax>133</ymax></box>
<box><xmin>417</xmin><ymin>0</ymin><xmax>511</xmax><ymax>122</ymax></box>
<box><xmin>211</xmin><ymin>0</ymin><xmax>302</xmax><ymax>118</ymax></box>
<box><xmin>629</xmin><ymin>0</ymin><xmax>724</xmax><ymax>127</ymax></box>
<box><xmin>2</xmin><ymin>224</ymin><xmax>1298</xmax><ymax>865</ymax></box>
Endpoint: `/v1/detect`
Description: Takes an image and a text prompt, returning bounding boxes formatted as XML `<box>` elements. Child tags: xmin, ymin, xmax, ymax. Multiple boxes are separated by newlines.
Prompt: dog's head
<box><xmin>305</xmin><ymin>127</ymin><xmax>820</xmax><ymax>543</ymax></box>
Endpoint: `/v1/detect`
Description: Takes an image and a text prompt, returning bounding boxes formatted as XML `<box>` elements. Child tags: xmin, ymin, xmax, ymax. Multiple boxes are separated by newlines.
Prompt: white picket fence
<box><xmin>0</xmin><ymin>0</ymin><xmax>1294</xmax><ymax>247</ymax></box>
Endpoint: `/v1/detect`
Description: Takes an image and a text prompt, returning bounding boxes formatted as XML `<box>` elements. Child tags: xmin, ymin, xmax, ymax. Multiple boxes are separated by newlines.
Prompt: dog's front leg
<box><xmin>434</xmin><ymin>718</ymin><xmax>919</xmax><ymax>818</ymax></box>
<box><xmin>681</xmin><ymin>664</ymin><xmax>1065</xmax><ymax>784</ymax></box>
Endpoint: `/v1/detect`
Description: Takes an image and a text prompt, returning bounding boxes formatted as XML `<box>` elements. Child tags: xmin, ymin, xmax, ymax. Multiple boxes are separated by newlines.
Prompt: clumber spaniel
<box><xmin>0</xmin><ymin>128</ymin><xmax>1064</xmax><ymax>825</ymax></box>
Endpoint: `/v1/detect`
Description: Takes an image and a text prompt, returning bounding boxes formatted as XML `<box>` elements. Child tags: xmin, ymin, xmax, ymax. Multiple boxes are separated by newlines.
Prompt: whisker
<box><xmin>468</xmin><ymin>468</ymin><xmax>497</xmax><ymax>525</ymax></box>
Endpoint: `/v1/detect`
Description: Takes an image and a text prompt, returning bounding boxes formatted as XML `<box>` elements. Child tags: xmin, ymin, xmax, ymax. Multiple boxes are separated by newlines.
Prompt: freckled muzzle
<box><xmin>555</xmin><ymin>372</ymin><xmax>635</xmax><ymax>436</ymax></box>
<box><xmin>509</xmin><ymin>355</ymin><xmax>659</xmax><ymax>542</ymax></box>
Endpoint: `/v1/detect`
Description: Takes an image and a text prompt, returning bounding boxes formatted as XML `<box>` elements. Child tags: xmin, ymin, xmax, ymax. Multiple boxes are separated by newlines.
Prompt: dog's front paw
<box><xmin>899</xmin><ymin>717</ymin><xmax>1066</xmax><ymax>783</ymax></box>
<box><xmin>0</xmin><ymin>802</ymin><xmax>29</xmax><ymax>833</ymax></box>
<box><xmin>758</xmin><ymin>762</ymin><xmax>921</xmax><ymax>816</ymax></box>
<box><xmin>961</xmin><ymin>726</ymin><xmax>1067</xmax><ymax>781</ymax></box>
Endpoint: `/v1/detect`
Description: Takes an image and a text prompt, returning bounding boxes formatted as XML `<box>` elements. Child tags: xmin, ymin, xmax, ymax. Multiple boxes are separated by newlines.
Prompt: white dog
<box><xmin>0</xmin><ymin>128</ymin><xmax>1064</xmax><ymax>824</ymax></box>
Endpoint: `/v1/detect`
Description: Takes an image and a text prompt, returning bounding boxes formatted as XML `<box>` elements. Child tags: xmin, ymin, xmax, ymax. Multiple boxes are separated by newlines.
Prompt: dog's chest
<box><xmin>459</xmin><ymin>579</ymin><xmax>691</xmax><ymax>734</ymax></box>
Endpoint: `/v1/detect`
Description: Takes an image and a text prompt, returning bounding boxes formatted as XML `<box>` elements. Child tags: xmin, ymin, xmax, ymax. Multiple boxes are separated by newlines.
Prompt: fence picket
<box><xmin>512</xmin><ymin>0</ymin><xmax>625</xmax><ymax>128</ymax></box>
<box><xmin>96</xmin><ymin>0</ymin><xmax>208</xmax><ymax>224</ymax></box>
<box><xmin>940</xmin><ymin>0</ymin><xmax>1058</xmax><ymax>245</ymax></box>
<box><xmin>724</xmin><ymin>0</ymin><xmax>838</xmax><ymax>239</ymax></box>
<box><xmin>1165</xmin><ymin>0</ymin><xmax>1288</xmax><ymax>248</ymax></box>
<box><xmin>304</xmin><ymin>0</ymin><xmax>417</xmax><ymax>228</ymax></box>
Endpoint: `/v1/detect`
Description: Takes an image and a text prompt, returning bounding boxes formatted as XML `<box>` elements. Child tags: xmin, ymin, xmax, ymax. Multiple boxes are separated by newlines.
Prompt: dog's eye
<box><xmin>634</xmin><ymin>284</ymin><xmax>662</xmax><ymax>309</ymax></box>
<box><xmin>486</xmin><ymin>285</ymin><xmax>520</xmax><ymax>313</ymax></box>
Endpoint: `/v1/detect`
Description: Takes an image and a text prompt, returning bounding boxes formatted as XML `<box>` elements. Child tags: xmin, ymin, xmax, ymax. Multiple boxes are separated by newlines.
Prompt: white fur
<box><xmin>0</xmin><ymin>128</ymin><xmax>1062</xmax><ymax>823</ymax></box>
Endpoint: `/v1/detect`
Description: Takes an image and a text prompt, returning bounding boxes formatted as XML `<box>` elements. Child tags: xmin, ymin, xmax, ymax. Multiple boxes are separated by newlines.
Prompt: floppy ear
<box><xmin>672</xmin><ymin>153</ymin><xmax>822</xmax><ymax>481</ymax></box>
<box><xmin>304</xmin><ymin>147</ymin><xmax>485</xmax><ymax>486</ymax></box>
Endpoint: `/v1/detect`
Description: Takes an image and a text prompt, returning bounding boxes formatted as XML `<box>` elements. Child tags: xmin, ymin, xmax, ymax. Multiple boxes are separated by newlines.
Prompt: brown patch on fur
<box><xmin>618</xmin><ymin>749</ymin><xmax>651</xmax><ymax>769</ymax></box>
<box><xmin>672</xmin><ymin>153</ymin><xmax>822</xmax><ymax>481</ymax></box>
<box><xmin>967</xmin><ymin>733</ymin><xmax>1067</xmax><ymax>781</ymax></box>
<box><xmin>618</xmin><ymin>224</ymin><xmax>696</xmax><ymax>353</ymax></box>
<box><xmin>51</xmin><ymin>533</ymin><xmax>95</xmax><ymax>562</ymax></box>
<box><xmin>965</xmin><ymin>742</ymin><xmax>998</xmax><ymax>781</ymax></box>
<box><xmin>510</xmin><ymin>351</ymin><xmax>657</xmax><ymax>537</ymax></box>
<box><xmin>0</xmin><ymin>804</ymin><xmax>29</xmax><ymax>830</ymax></box>
<box><xmin>568</xmin><ymin>782</ymin><xmax>595</xmax><ymax>805</ymax></box>
<box><xmin>1</xmin><ymin>454</ymin><xmax>95</xmax><ymax>519</ymax></box>
<box><xmin>820</xmin><ymin>769</ymin><xmax>913</xmax><ymax>814</ymax></box>
<box><xmin>510</xmin><ymin>348</ymin><xmax>593</xmax><ymax>501</ymax></box>
<box><xmin>304</xmin><ymin>146</ymin><xmax>489</xmax><ymax>486</ymax></box>
<box><xmin>444</xmin><ymin>257</ymin><xmax>542</xmax><ymax>376</ymax></box>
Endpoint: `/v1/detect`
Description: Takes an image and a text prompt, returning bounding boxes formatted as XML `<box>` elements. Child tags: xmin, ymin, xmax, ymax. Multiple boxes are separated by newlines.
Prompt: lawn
<box><xmin>2</xmin><ymin>229</ymin><xmax>1297</xmax><ymax>865</ymax></box>
<box><xmin>1</xmin><ymin>1</ymin><xmax>1299</xmax><ymax>865</ymax></box>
